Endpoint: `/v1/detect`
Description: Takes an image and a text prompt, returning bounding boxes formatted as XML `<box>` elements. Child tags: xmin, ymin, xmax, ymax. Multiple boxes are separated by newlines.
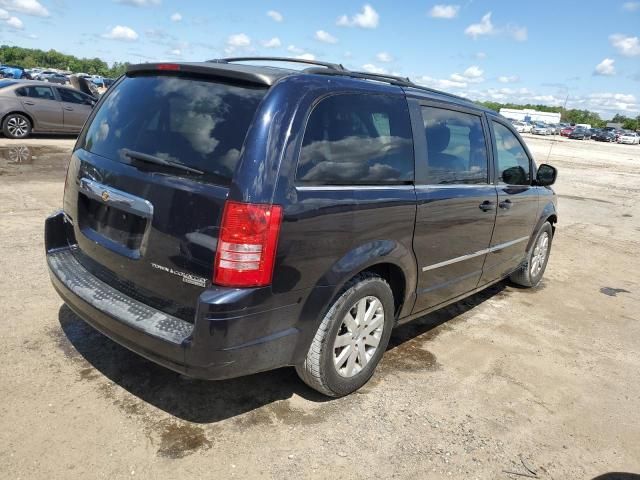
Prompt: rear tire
<box><xmin>510</xmin><ymin>222</ymin><xmax>553</xmax><ymax>288</ymax></box>
<box><xmin>296</xmin><ymin>273</ymin><xmax>395</xmax><ymax>397</ymax></box>
<box><xmin>3</xmin><ymin>113</ymin><xmax>32</xmax><ymax>139</ymax></box>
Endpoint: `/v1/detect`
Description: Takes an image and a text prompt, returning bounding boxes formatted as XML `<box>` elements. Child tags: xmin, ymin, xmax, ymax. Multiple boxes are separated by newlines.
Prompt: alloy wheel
<box><xmin>7</xmin><ymin>116</ymin><xmax>29</xmax><ymax>138</ymax></box>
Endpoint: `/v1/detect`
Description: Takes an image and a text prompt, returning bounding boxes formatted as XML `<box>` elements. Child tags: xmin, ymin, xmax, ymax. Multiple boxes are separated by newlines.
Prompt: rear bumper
<box><xmin>46</xmin><ymin>211</ymin><xmax>304</xmax><ymax>380</ymax></box>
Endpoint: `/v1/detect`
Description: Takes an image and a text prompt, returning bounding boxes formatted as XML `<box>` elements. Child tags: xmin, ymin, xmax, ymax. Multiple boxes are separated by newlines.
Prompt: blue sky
<box><xmin>1</xmin><ymin>0</ymin><xmax>639</xmax><ymax>117</ymax></box>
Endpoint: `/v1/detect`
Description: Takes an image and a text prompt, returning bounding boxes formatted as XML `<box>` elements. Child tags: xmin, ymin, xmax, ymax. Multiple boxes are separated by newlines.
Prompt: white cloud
<box><xmin>287</xmin><ymin>44</ymin><xmax>303</xmax><ymax>53</ymax></box>
<box><xmin>594</xmin><ymin>58</ymin><xmax>616</xmax><ymax>76</ymax></box>
<box><xmin>227</xmin><ymin>33</ymin><xmax>250</xmax><ymax>47</ymax></box>
<box><xmin>337</xmin><ymin>4</ymin><xmax>379</xmax><ymax>29</ymax></box>
<box><xmin>449</xmin><ymin>65</ymin><xmax>484</xmax><ymax>84</ymax></box>
<box><xmin>463</xmin><ymin>65</ymin><xmax>483</xmax><ymax>79</ymax></box>
<box><xmin>5</xmin><ymin>14</ymin><xmax>22</xmax><ymax>28</ymax></box>
<box><xmin>296</xmin><ymin>53</ymin><xmax>316</xmax><ymax>61</ymax></box>
<box><xmin>465</xmin><ymin>13</ymin><xmax>527</xmax><ymax>42</ymax></box>
<box><xmin>315</xmin><ymin>30</ymin><xmax>338</xmax><ymax>44</ymax></box>
<box><xmin>115</xmin><ymin>0</ymin><xmax>161</xmax><ymax>6</ymax></box>
<box><xmin>469</xmin><ymin>88</ymin><xmax>639</xmax><ymax>116</ymax></box>
<box><xmin>416</xmin><ymin>75</ymin><xmax>468</xmax><ymax>90</ymax></box>
<box><xmin>266</xmin><ymin>10</ymin><xmax>283</xmax><ymax>22</ymax></box>
<box><xmin>622</xmin><ymin>1</ymin><xmax>640</xmax><ymax>11</ymax></box>
<box><xmin>465</xmin><ymin>12</ymin><xmax>494</xmax><ymax>38</ymax></box>
<box><xmin>508</xmin><ymin>25</ymin><xmax>527</xmax><ymax>42</ymax></box>
<box><xmin>0</xmin><ymin>0</ymin><xmax>48</xmax><ymax>17</ymax></box>
<box><xmin>102</xmin><ymin>25</ymin><xmax>139</xmax><ymax>41</ymax></box>
<box><xmin>583</xmin><ymin>93</ymin><xmax>638</xmax><ymax>114</ymax></box>
<box><xmin>498</xmin><ymin>75</ymin><xmax>519</xmax><ymax>83</ymax></box>
<box><xmin>376</xmin><ymin>51</ymin><xmax>393</xmax><ymax>62</ymax></box>
<box><xmin>609</xmin><ymin>34</ymin><xmax>640</xmax><ymax>56</ymax></box>
<box><xmin>169</xmin><ymin>48</ymin><xmax>181</xmax><ymax>56</ymax></box>
<box><xmin>261</xmin><ymin>37</ymin><xmax>281</xmax><ymax>48</ymax></box>
<box><xmin>362</xmin><ymin>63</ymin><xmax>387</xmax><ymax>74</ymax></box>
<box><xmin>170</xmin><ymin>12</ymin><xmax>182</xmax><ymax>22</ymax></box>
<box><xmin>475</xmin><ymin>51</ymin><xmax>487</xmax><ymax>59</ymax></box>
<box><xmin>429</xmin><ymin>4</ymin><xmax>460</xmax><ymax>19</ymax></box>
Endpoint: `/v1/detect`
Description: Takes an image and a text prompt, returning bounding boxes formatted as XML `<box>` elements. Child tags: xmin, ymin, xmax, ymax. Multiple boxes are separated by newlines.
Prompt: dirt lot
<box><xmin>1</xmin><ymin>134</ymin><xmax>639</xmax><ymax>480</ymax></box>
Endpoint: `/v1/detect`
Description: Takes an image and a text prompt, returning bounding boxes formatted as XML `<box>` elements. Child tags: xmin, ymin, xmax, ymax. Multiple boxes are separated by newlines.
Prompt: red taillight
<box><xmin>214</xmin><ymin>201</ymin><xmax>283</xmax><ymax>287</ymax></box>
<box><xmin>157</xmin><ymin>63</ymin><xmax>181</xmax><ymax>71</ymax></box>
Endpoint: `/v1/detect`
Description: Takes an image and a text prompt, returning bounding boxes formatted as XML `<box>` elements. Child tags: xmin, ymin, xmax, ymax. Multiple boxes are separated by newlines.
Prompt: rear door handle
<box><xmin>64</xmin><ymin>107</ymin><xmax>74</xmax><ymax>111</ymax></box>
<box><xmin>479</xmin><ymin>201</ymin><xmax>495</xmax><ymax>212</ymax></box>
<box><xmin>499</xmin><ymin>199</ymin><xmax>512</xmax><ymax>210</ymax></box>
<box><xmin>23</xmin><ymin>101</ymin><xmax>35</xmax><ymax>105</ymax></box>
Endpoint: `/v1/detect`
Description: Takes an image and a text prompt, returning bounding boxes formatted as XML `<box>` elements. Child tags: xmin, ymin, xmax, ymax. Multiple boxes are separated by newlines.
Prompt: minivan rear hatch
<box><xmin>64</xmin><ymin>66</ymin><xmax>268</xmax><ymax>321</ymax></box>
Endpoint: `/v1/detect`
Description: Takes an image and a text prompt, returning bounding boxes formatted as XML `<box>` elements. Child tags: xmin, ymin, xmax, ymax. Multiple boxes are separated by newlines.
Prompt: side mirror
<box><xmin>536</xmin><ymin>163</ymin><xmax>557</xmax><ymax>186</ymax></box>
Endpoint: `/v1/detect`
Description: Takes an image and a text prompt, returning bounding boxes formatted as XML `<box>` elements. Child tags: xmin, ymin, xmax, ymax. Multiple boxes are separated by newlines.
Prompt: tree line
<box><xmin>478</xmin><ymin>100</ymin><xmax>640</xmax><ymax>131</ymax></box>
<box><xmin>0</xmin><ymin>45</ymin><xmax>129</xmax><ymax>78</ymax></box>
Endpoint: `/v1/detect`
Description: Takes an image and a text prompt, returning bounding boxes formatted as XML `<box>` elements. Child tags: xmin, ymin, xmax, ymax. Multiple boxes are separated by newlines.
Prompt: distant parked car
<box><xmin>44</xmin><ymin>74</ymin><xmax>69</xmax><ymax>85</ymax></box>
<box><xmin>532</xmin><ymin>124</ymin><xmax>551</xmax><ymax>135</ymax></box>
<box><xmin>589</xmin><ymin>128</ymin><xmax>601</xmax><ymax>139</ymax></box>
<box><xmin>92</xmin><ymin>77</ymin><xmax>115</xmax><ymax>89</ymax></box>
<box><xmin>0</xmin><ymin>80</ymin><xmax>96</xmax><ymax>138</ymax></box>
<box><xmin>512</xmin><ymin>121</ymin><xmax>528</xmax><ymax>133</ymax></box>
<box><xmin>560</xmin><ymin>126</ymin><xmax>575</xmax><ymax>137</ymax></box>
<box><xmin>593</xmin><ymin>130</ymin><xmax>616</xmax><ymax>142</ymax></box>
<box><xmin>568</xmin><ymin>127</ymin><xmax>591</xmax><ymax>140</ymax></box>
<box><xmin>618</xmin><ymin>132</ymin><xmax>640</xmax><ymax>145</ymax></box>
<box><xmin>35</xmin><ymin>70</ymin><xmax>59</xmax><ymax>81</ymax></box>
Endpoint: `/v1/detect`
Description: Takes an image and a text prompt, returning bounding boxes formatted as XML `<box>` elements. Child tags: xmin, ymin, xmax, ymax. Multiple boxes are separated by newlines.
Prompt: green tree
<box><xmin>0</xmin><ymin>45</ymin><xmax>123</xmax><ymax>77</ymax></box>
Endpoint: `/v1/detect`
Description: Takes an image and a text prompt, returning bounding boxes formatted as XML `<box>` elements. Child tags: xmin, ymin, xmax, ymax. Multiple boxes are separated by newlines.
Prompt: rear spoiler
<box><xmin>126</xmin><ymin>62</ymin><xmax>276</xmax><ymax>87</ymax></box>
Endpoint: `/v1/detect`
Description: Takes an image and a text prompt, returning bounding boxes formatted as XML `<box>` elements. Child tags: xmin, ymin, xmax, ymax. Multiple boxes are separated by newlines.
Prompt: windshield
<box><xmin>80</xmin><ymin>74</ymin><xmax>267</xmax><ymax>184</ymax></box>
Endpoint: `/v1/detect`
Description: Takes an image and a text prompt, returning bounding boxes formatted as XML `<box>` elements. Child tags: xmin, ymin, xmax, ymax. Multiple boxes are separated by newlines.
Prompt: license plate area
<box><xmin>77</xmin><ymin>178</ymin><xmax>153</xmax><ymax>259</ymax></box>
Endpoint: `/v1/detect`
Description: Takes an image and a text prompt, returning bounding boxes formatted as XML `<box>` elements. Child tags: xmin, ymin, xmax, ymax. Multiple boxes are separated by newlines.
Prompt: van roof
<box><xmin>126</xmin><ymin>57</ymin><xmax>495</xmax><ymax>114</ymax></box>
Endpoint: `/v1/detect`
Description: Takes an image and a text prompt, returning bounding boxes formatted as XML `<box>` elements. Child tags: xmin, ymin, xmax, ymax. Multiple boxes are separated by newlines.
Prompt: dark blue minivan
<box><xmin>45</xmin><ymin>57</ymin><xmax>558</xmax><ymax>396</ymax></box>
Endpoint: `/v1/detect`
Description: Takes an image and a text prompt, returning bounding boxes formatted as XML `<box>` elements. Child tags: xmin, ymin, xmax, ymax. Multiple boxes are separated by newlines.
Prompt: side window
<box><xmin>420</xmin><ymin>106</ymin><xmax>488</xmax><ymax>184</ymax></box>
<box><xmin>17</xmin><ymin>86</ymin><xmax>55</xmax><ymax>101</ymax></box>
<box><xmin>492</xmin><ymin>122</ymin><xmax>531</xmax><ymax>185</ymax></box>
<box><xmin>296</xmin><ymin>94</ymin><xmax>414</xmax><ymax>184</ymax></box>
<box><xmin>59</xmin><ymin>88</ymin><xmax>92</xmax><ymax>105</ymax></box>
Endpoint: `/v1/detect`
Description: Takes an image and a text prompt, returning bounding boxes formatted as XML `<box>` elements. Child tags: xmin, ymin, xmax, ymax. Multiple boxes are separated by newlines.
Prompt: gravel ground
<box><xmin>0</xmin><ymin>134</ymin><xmax>639</xmax><ymax>480</ymax></box>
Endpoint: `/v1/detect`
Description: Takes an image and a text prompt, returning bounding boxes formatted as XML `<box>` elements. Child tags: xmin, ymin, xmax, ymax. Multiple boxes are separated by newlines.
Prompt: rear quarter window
<box><xmin>296</xmin><ymin>93</ymin><xmax>414</xmax><ymax>185</ymax></box>
<box><xmin>80</xmin><ymin>74</ymin><xmax>266</xmax><ymax>184</ymax></box>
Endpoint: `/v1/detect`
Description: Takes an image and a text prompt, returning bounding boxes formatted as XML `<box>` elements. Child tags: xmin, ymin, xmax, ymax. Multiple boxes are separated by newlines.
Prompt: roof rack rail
<box><xmin>303</xmin><ymin>67</ymin><xmax>469</xmax><ymax>102</ymax></box>
<box><xmin>207</xmin><ymin>57</ymin><xmax>469</xmax><ymax>103</ymax></box>
<box><xmin>212</xmin><ymin>56</ymin><xmax>346</xmax><ymax>71</ymax></box>
<box><xmin>350</xmin><ymin>71</ymin><xmax>412</xmax><ymax>84</ymax></box>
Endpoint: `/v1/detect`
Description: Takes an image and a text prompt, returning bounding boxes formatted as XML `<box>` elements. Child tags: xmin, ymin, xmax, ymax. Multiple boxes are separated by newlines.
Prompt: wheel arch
<box><xmin>291</xmin><ymin>240</ymin><xmax>417</xmax><ymax>363</ymax></box>
<box><xmin>527</xmin><ymin>201</ymin><xmax>557</xmax><ymax>252</ymax></box>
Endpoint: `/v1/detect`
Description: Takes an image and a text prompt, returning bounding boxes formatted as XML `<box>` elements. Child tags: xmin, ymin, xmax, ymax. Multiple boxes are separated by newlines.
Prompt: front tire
<box><xmin>510</xmin><ymin>222</ymin><xmax>553</xmax><ymax>288</ymax></box>
<box><xmin>3</xmin><ymin>113</ymin><xmax>32</xmax><ymax>139</ymax></box>
<box><xmin>296</xmin><ymin>273</ymin><xmax>395</xmax><ymax>397</ymax></box>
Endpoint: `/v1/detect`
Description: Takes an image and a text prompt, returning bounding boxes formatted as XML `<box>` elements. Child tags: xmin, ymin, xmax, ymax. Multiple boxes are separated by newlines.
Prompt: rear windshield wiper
<box><xmin>122</xmin><ymin>149</ymin><xmax>204</xmax><ymax>175</ymax></box>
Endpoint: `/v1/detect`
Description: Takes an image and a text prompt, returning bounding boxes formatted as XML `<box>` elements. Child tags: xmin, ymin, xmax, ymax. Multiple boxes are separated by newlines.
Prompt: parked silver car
<box><xmin>0</xmin><ymin>79</ymin><xmax>96</xmax><ymax>138</ymax></box>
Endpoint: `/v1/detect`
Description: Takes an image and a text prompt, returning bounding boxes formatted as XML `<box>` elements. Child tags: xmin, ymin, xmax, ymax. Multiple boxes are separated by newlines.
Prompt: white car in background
<box><xmin>617</xmin><ymin>132</ymin><xmax>640</xmax><ymax>145</ymax></box>
<box><xmin>513</xmin><ymin>121</ymin><xmax>532</xmax><ymax>133</ymax></box>
<box><xmin>532</xmin><ymin>124</ymin><xmax>552</xmax><ymax>135</ymax></box>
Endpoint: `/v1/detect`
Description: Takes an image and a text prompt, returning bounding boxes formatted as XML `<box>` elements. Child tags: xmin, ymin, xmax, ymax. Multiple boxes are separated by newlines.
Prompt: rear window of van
<box><xmin>80</xmin><ymin>74</ymin><xmax>266</xmax><ymax>184</ymax></box>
